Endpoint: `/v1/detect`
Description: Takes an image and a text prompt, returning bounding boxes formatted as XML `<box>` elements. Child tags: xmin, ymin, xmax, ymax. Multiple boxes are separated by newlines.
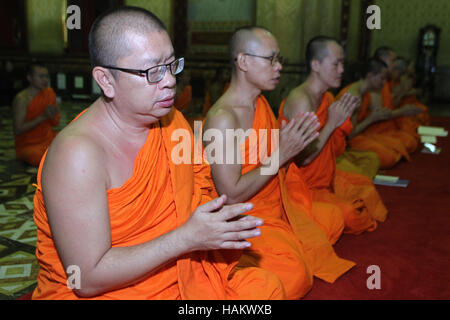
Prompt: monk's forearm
<box><xmin>14</xmin><ymin>114</ymin><xmax>48</xmax><ymax>135</ymax></box>
<box><xmin>390</xmin><ymin>109</ymin><xmax>404</xmax><ymax>119</ymax></box>
<box><xmin>349</xmin><ymin>118</ymin><xmax>372</xmax><ymax>138</ymax></box>
<box><xmin>300</xmin><ymin>123</ymin><xmax>335</xmax><ymax>165</ymax></box>
<box><xmin>73</xmin><ymin>228</ymin><xmax>189</xmax><ymax>298</ymax></box>
<box><xmin>217</xmin><ymin>165</ymin><xmax>277</xmax><ymax>204</ymax></box>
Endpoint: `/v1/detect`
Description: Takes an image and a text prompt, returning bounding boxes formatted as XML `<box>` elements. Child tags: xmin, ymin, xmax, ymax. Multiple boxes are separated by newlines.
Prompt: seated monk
<box><xmin>32</xmin><ymin>7</ymin><xmax>285</xmax><ymax>300</ymax></box>
<box><xmin>204</xmin><ymin>27</ymin><xmax>355</xmax><ymax>299</ymax></box>
<box><xmin>280</xmin><ymin>36</ymin><xmax>388</xmax><ymax>236</ymax></box>
<box><xmin>369</xmin><ymin>47</ymin><xmax>423</xmax><ymax>154</ymax></box>
<box><xmin>390</xmin><ymin>57</ymin><xmax>430</xmax><ymax>127</ymax></box>
<box><xmin>12</xmin><ymin>63</ymin><xmax>60</xmax><ymax>166</ymax></box>
<box><xmin>337</xmin><ymin>58</ymin><xmax>411</xmax><ymax>169</ymax></box>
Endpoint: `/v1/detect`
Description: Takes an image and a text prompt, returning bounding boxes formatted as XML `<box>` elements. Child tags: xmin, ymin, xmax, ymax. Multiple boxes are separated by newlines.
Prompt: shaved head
<box><xmin>229</xmin><ymin>26</ymin><xmax>272</xmax><ymax>70</ymax></box>
<box><xmin>362</xmin><ymin>58</ymin><xmax>387</xmax><ymax>78</ymax></box>
<box><xmin>88</xmin><ymin>6</ymin><xmax>167</xmax><ymax>68</ymax></box>
<box><xmin>305</xmin><ymin>36</ymin><xmax>340</xmax><ymax>74</ymax></box>
<box><xmin>374</xmin><ymin>46</ymin><xmax>394</xmax><ymax>62</ymax></box>
<box><xmin>394</xmin><ymin>57</ymin><xmax>409</xmax><ymax>72</ymax></box>
<box><xmin>374</xmin><ymin>46</ymin><xmax>396</xmax><ymax>75</ymax></box>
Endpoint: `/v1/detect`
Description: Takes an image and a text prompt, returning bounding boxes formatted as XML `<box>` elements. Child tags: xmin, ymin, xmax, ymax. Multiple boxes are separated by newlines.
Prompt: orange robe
<box><xmin>230</xmin><ymin>95</ymin><xmax>354</xmax><ymax>298</ymax></box>
<box><xmin>15</xmin><ymin>87</ymin><xmax>59</xmax><ymax>166</ymax></box>
<box><xmin>338</xmin><ymin>84</ymin><xmax>411</xmax><ymax>169</ymax></box>
<box><xmin>174</xmin><ymin>85</ymin><xmax>192</xmax><ymax>112</ymax></box>
<box><xmin>32</xmin><ymin>108</ymin><xmax>284</xmax><ymax>300</ymax></box>
<box><xmin>280</xmin><ymin>92</ymin><xmax>387</xmax><ymax>235</ymax></box>
<box><xmin>336</xmin><ymin>149</ymin><xmax>380</xmax><ymax>179</ymax></box>
<box><xmin>390</xmin><ymin>79</ymin><xmax>430</xmax><ymax>128</ymax></box>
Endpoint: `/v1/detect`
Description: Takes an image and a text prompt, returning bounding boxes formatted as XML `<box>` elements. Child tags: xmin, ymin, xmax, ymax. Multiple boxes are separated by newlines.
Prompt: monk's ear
<box><xmin>235</xmin><ymin>53</ymin><xmax>248</xmax><ymax>72</ymax></box>
<box><xmin>311</xmin><ymin>59</ymin><xmax>321</xmax><ymax>73</ymax></box>
<box><xmin>92</xmin><ymin>67</ymin><xmax>115</xmax><ymax>98</ymax></box>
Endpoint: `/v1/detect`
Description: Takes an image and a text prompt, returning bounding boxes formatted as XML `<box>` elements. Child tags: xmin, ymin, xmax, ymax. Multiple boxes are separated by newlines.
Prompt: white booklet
<box><xmin>373</xmin><ymin>175</ymin><xmax>409</xmax><ymax>187</ymax></box>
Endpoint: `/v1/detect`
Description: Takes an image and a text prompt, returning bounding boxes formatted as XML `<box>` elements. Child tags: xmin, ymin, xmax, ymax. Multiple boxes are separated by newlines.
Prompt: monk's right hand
<box><xmin>370</xmin><ymin>107</ymin><xmax>391</xmax><ymax>122</ymax></box>
<box><xmin>44</xmin><ymin>105</ymin><xmax>59</xmax><ymax>119</ymax></box>
<box><xmin>328</xmin><ymin>93</ymin><xmax>360</xmax><ymax>128</ymax></box>
<box><xmin>400</xmin><ymin>104</ymin><xmax>422</xmax><ymax>117</ymax></box>
<box><xmin>278</xmin><ymin>112</ymin><xmax>320</xmax><ymax>165</ymax></box>
<box><xmin>180</xmin><ymin>194</ymin><xmax>263</xmax><ymax>251</ymax></box>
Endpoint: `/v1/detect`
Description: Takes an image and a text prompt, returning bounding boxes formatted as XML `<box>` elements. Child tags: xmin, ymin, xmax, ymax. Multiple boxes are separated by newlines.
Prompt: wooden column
<box><xmin>358</xmin><ymin>0</ymin><xmax>373</xmax><ymax>60</ymax></box>
<box><xmin>172</xmin><ymin>0</ymin><xmax>188</xmax><ymax>57</ymax></box>
<box><xmin>340</xmin><ymin>0</ymin><xmax>351</xmax><ymax>52</ymax></box>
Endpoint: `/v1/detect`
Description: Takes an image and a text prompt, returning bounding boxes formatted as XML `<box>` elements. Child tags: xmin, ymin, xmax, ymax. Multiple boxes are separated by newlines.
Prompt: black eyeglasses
<box><xmin>100</xmin><ymin>57</ymin><xmax>184</xmax><ymax>83</ymax></box>
<box><xmin>235</xmin><ymin>53</ymin><xmax>285</xmax><ymax>66</ymax></box>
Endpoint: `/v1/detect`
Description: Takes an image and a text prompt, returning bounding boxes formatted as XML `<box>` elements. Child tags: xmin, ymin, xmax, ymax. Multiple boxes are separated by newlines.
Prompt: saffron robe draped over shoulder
<box><xmin>232</xmin><ymin>95</ymin><xmax>354</xmax><ymax>295</ymax></box>
<box><xmin>337</xmin><ymin>84</ymin><xmax>412</xmax><ymax>169</ymax></box>
<box><xmin>15</xmin><ymin>87</ymin><xmax>59</xmax><ymax>166</ymax></box>
<box><xmin>32</xmin><ymin>108</ymin><xmax>284</xmax><ymax>300</ymax></box>
<box><xmin>279</xmin><ymin>92</ymin><xmax>387</xmax><ymax>236</ymax></box>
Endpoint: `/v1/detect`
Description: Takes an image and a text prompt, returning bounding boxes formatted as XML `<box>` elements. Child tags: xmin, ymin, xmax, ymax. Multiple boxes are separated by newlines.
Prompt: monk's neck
<box><xmin>27</xmin><ymin>86</ymin><xmax>42</xmax><ymax>99</ymax></box>
<box><xmin>304</xmin><ymin>75</ymin><xmax>329</xmax><ymax>108</ymax></box>
<box><xmin>97</xmin><ymin>99</ymin><xmax>154</xmax><ymax>145</ymax></box>
<box><xmin>228</xmin><ymin>76</ymin><xmax>261</xmax><ymax>110</ymax></box>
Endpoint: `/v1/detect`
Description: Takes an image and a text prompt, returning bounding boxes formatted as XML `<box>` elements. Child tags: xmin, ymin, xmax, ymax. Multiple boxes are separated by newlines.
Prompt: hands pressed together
<box><xmin>180</xmin><ymin>195</ymin><xmax>264</xmax><ymax>251</ymax></box>
<box><xmin>44</xmin><ymin>104</ymin><xmax>59</xmax><ymax>119</ymax></box>
<box><xmin>328</xmin><ymin>93</ymin><xmax>361</xmax><ymax>129</ymax></box>
<box><xmin>279</xmin><ymin>112</ymin><xmax>320</xmax><ymax>166</ymax></box>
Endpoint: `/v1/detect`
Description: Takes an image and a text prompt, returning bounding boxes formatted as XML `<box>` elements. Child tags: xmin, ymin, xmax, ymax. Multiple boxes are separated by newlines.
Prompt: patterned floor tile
<box><xmin>0</xmin><ymin>101</ymin><xmax>86</xmax><ymax>299</ymax></box>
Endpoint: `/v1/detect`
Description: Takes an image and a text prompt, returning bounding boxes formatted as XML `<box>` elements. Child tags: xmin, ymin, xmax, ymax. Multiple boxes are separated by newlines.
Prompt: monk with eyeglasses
<box><xmin>32</xmin><ymin>7</ymin><xmax>285</xmax><ymax>300</ymax></box>
<box><xmin>203</xmin><ymin>27</ymin><xmax>355</xmax><ymax>299</ymax></box>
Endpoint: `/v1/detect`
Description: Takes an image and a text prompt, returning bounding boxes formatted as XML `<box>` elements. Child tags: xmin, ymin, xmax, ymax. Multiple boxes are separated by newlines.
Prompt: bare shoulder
<box><xmin>283</xmin><ymin>85</ymin><xmax>313</xmax><ymax>119</ymax></box>
<box><xmin>204</xmin><ymin>99</ymin><xmax>240</xmax><ymax>132</ymax></box>
<box><xmin>42</xmin><ymin>123</ymin><xmax>107</xmax><ymax>193</ymax></box>
<box><xmin>12</xmin><ymin>90</ymin><xmax>29</xmax><ymax>109</ymax></box>
<box><xmin>346</xmin><ymin>82</ymin><xmax>362</xmax><ymax>98</ymax></box>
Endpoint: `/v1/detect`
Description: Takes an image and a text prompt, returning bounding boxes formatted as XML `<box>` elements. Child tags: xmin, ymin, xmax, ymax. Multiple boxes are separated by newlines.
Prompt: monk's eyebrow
<box><xmin>144</xmin><ymin>52</ymin><xmax>176</xmax><ymax>67</ymax></box>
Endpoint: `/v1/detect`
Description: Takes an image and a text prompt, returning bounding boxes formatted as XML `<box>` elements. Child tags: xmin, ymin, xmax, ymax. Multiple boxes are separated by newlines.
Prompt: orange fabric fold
<box><xmin>222</xmin><ymin>95</ymin><xmax>313</xmax><ymax>299</ymax></box>
<box><xmin>280</xmin><ymin>92</ymin><xmax>384</xmax><ymax>235</ymax></box>
<box><xmin>379</xmin><ymin>82</ymin><xmax>419</xmax><ymax>153</ymax></box>
<box><xmin>15</xmin><ymin>87</ymin><xmax>59</xmax><ymax>166</ymax></box>
<box><xmin>337</xmin><ymin>84</ymin><xmax>411</xmax><ymax>169</ymax></box>
<box><xmin>32</xmin><ymin>107</ymin><xmax>283</xmax><ymax>300</ymax></box>
<box><xmin>237</xmin><ymin>96</ymin><xmax>355</xmax><ymax>288</ymax></box>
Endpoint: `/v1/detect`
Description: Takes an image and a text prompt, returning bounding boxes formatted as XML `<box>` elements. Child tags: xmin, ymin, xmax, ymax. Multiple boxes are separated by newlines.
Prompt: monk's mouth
<box><xmin>158</xmin><ymin>96</ymin><xmax>175</xmax><ymax>107</ymax></box>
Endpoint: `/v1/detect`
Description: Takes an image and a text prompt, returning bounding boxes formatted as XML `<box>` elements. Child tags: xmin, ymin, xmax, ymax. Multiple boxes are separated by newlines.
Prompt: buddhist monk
<box><xmin>390</xmin><ymin>57</ymin><xmax>430</xmax><ymax>126</ymax></box>
<box><xmin>32</xmin><ymin>7</ymin><xmax>286</xmax><ymax>300</ymax></box>
<box><xmin>203</xmin><ymin>28</ymin><xmax>355</xmax><ymax>299</ymax></box>
<box><xmin>12</xmin><ymin>64</ymin><xmax>60</xmax><ymax>166</ymax></box>
<box><xmin>337</xmin><ymin>58</ymin><xmax>409</xmax><ymax>169</ymax></box>
<box><xmin>370</xmin><ymin>47</ymin><xmax>423</xmax><ymax>153</ymax></box>
<box><xmin>280</xmin><ymin>36</ymin><xmax>388</xmax><ymax>236</ymax></box>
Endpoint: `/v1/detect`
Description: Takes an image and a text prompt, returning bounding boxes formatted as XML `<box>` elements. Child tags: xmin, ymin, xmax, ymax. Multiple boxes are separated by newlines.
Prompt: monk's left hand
<box><xmin>45</xmin><ymin>105</ymin><xmax>59</xmax><ymax>118</ymax></box>
<box><xmin>400</xmin><ymin>104</ymin><xmax>422</xmax><ymax>117</ymax></box>
<box><xmin>179</xmin><ymin>194</ymin><xmax>264</xmax><ymax>251</ymax></box>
